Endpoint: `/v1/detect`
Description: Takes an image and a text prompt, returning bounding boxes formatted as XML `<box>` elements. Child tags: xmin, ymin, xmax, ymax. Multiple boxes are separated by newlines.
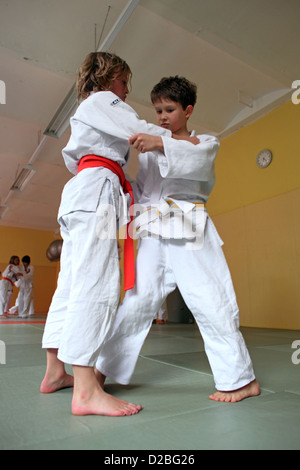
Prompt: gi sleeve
<box><xmin>10</xmin><ymin>265</ymin><xmax>19</xmax><ymax>275</ymax></box>
<box><xmin>157</xmin><ymin>134</ymin><xmax>220</xmax><ymax>181</ymax></box>
<box><xmin>75</xmin><ymin>92</ymin><xmax>171</xmax><ymax>141</ymax></box>
<box><xmin>131</xmin><ymin>155</ymin><xmax>149</xmax><ymax>201</ymax></box>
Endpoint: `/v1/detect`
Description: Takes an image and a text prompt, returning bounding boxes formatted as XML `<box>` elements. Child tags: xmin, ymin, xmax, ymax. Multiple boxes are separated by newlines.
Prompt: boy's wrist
<box><xmin>156</xmin><ymin>136</ymin><xmax>164</xmax><ymax>152</ymax></box>
<box><xmin>129</xmin><ymin>134</ymin><xmax>164</xmax><ymax>153</ymax></box>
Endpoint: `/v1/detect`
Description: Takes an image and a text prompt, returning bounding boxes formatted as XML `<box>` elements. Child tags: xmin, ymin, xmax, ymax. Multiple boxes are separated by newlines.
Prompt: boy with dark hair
<box><xmin>151</xmin><ymin>75</ymin><xmax>197</xmax><ymax>108</ymax></box>
<box><xmin>96</xmin><ymin>76</ymin><xmax>260</xmax><ymax>403</ymax></box>
<box><xmin>17</xmin><ymin>255</ymin><xmax>35</xmax><ymax>318</ymax></box>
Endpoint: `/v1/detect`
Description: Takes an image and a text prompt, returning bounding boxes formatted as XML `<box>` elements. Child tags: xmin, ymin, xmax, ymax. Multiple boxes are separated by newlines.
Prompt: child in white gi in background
<box><xmin>95</xmin><ymin>76</ymin><xmax>260</xmax><ymax>403</ymax></box>
<box><xmin>15</xmin><ymin>255</ymin><xmax>35</xmax><ymax>318</ymax></box>
<box><xmin>0</xmin><ymin>256</ymin><xmax>21</xmax><ymax>318</ymax></box>
<box><xmin>41</xmin><ymin>52</ymin><xmax>176</xmax><ymax>417</ymax></box>
<box><xmin>5</xmin><ymin>256</ymin><xmax>20</xmax><ymax>315</ymax></box>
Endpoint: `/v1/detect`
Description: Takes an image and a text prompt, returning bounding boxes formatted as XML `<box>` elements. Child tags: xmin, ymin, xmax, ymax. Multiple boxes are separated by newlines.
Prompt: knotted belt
<box><xmin>77</xmin><ymin>155</ymin><xmax>135</xmax><ymax>291</ymax></box>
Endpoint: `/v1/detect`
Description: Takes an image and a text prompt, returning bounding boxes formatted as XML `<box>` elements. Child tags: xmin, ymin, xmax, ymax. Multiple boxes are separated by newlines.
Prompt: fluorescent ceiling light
<box><xmin>44</xmin><ymin>83</ymin><xmax>77</xmax><ymax>139</ymax></box>
<box><xmin>0</xmin><ymin>204</ymin><xmax>8</xmax><ymax>220</ymax></box>
<box><xmin>10</xmin><ymin>164</ymin><xmax>36</xmax><ymax>191</ymax></box>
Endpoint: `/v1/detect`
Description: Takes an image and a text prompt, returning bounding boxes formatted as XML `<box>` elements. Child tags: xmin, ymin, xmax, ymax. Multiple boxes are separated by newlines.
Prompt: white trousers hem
<box><xmin>42</xmin><ymin>342</ymin><xmax>59</xmax><ymax>350</ymax></box>
<box><xmin>96</xmin><ymin>365</ymin><xmax>130</xmax><ymax>386</ymax></box>
<box><xmin>57</xmin><ymin>352</ymin><xmax>96</xmax><ymax>368</ymax></box>
<box><xmin>214</xmin><ymin>374</ymin><xmax>256</xmax><ymax>392</ymax></box>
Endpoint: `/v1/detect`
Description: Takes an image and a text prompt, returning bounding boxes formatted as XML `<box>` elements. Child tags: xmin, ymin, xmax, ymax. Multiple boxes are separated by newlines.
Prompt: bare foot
<box><xmin>72</xmin><ymin>387</ymin><xmax>142</xmax><ymax>416</ymax></box>
<box><xmin>40</xmin><ymin>372</ymin><xmax>74</xmax><ymax>394</ymax></box>
<box><xmin>209</xmin><ymin>379</ymin><xmax>260</xmax><ymax>403</ymax></box>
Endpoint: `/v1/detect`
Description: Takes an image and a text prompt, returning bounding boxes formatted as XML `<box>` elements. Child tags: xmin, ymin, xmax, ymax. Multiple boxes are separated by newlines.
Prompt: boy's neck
<box><xmin>172</xmin><ymin>128</ymin><xmax>190</xmax><ymax>139</ymax></box>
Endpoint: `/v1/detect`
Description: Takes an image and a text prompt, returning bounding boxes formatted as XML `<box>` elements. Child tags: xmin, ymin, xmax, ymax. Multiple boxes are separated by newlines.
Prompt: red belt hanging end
<box><xmin>78</xmin><ymin>155</ymin><xmax>135</xmax><ymax>291</ymax></box>
<box><xmin>123</xmin><ymin>180</ymin><xmax>135</xmax><ymax>291</ymax></box>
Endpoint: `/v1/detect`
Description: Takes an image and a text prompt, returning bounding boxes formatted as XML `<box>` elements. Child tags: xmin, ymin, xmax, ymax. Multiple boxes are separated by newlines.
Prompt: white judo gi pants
<box><xmin>0</xmin><ymin>280</ymin><xmax>11</xmax><ymax>316</ymax></box>
<box><xmin>17</xmin><ymin>282</ymin><xmax>34</xmax><ymax>318</ymax></box>
<box><xmin>4</xmin><ymin>288</ymin><xmax>13</xmax><ymax>314</ymax></box>
<box><xmin>42</xmin><ymin>173</ymin><xmax>121</xmax><ymax>367</ymax></box>
<box><xmin>96</xmin><ymin>217</ymin><xmax>255</xmax><ymax>391</ymax></box>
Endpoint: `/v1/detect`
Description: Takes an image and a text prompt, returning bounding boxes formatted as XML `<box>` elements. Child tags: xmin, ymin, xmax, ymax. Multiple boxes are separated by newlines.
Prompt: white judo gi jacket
<box><xmin>131</xmin><ymin>132</ymin><xmax>218</xmax><ymax>246</ymax></box>
<box><xmin>96</xmin><ymin>133</ymin><xmax>256</xmax><ymax>391</ymax></box>
<box><xmin>0</xmin><ymin>264</ymin><xmax>19</xmax><ymax>315</ymax></box>
<box><xmin>42</xmin><ymin>91</ymin><xmax>170</xmax><ymax>367</ymax></box>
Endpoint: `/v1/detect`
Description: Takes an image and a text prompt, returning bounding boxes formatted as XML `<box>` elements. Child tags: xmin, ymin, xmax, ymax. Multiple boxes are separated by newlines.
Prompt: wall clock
<box><xmin>256</xmin><ymin>149</ymin><xmax>272</xmax><ymax>168</ymax></box>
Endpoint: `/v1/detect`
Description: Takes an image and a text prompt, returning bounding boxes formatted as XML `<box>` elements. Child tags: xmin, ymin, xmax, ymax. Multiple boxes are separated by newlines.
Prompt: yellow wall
<box><xmin>207</xmin><ymin>100</ymin><xmax>300</xmax><ymax>329</ymax></box>
<box><xmin>0</xmin><ymin>226</ymin><xmax>59</xmax><ymax>313</ymax></box>
<box><xmin>208</xmin><ymin>100</ymin><xmax>300</xmax><ymax>215</ymax></box>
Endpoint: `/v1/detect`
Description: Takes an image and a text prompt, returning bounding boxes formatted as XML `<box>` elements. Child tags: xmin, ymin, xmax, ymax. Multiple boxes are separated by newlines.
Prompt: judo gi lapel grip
<box><xmin>78</xmin><ymin>155</ymin><xmax>135</xmax><ymax>291</ymax></box>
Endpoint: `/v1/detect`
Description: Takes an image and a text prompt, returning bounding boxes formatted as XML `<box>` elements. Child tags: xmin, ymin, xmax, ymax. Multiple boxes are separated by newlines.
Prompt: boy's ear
<box><xmin>185</xmin><ymin>105</ymin><xmax>194</xmax><ymax>119</ymax></box>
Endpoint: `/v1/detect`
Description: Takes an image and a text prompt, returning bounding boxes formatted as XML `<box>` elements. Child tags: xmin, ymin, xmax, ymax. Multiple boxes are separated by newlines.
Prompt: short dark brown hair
<box><xmin>151</xmin><ymin>76</ymin><xmax>197</xmax><ymax>109</ymax></box>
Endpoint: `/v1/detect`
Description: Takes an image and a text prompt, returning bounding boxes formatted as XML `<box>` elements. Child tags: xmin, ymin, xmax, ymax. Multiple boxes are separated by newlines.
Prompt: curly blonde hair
<box><xmin>76</xmin><ymin>52</ymin><xmax>131</xmax><ymax>100</ymax></box>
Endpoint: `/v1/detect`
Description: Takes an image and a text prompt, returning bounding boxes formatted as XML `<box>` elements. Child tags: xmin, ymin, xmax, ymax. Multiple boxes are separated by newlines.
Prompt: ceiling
<box><xmin>0</xmin><ymin>0</ymin><xmax>298</xmax><ymax>232</ymax></box>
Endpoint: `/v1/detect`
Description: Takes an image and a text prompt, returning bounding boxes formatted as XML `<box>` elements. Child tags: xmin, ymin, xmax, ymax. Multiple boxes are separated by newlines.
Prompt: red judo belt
<box><xmin>2</xmin><ymin>277</ymin><xmax>14</xmax><ymax>287</ymax></box>
<box><xmin>78</xmin><ymin>155</ymin><xmax>135</xmax><ymax>291</ymax></box>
